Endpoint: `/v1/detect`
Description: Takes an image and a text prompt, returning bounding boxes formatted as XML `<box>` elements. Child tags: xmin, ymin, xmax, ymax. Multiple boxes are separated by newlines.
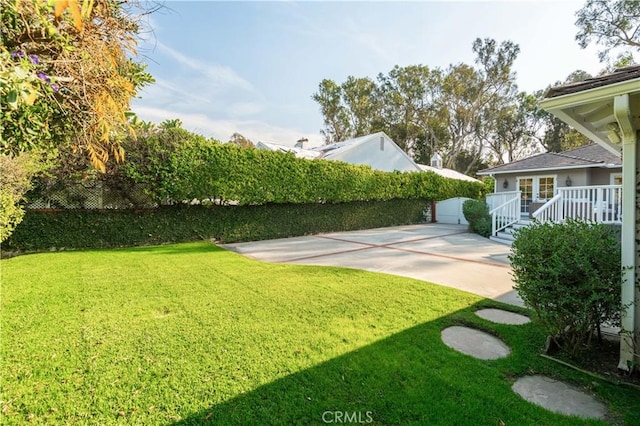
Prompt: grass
<box><xmin>1</xmin><ymin>241</ymin><xmax>638</xmax><ymax>425</ymax></box>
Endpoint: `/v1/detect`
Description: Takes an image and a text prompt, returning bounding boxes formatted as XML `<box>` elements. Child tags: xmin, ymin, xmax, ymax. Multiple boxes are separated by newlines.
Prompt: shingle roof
<box><xmin>545</xmin><ymin>65</ymin><xmax>640</xmax><ymax>98</ymax></box>
<box><xmin>477</xmin><ymin>143</ymin><xmax>621</xmax><ymax>175</ymax></box>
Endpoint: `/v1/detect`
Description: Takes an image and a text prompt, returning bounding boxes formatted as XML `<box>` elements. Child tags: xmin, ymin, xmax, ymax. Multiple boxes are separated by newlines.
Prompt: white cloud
<box><xmin>133</xmin><ymin>106</ymin><xmax>323</xmax><ymax>147</ymax></box>
<box><xmin>157</xmin><ymin>42</ymin><xmax>254</xmax><ymax>92</ymax></box>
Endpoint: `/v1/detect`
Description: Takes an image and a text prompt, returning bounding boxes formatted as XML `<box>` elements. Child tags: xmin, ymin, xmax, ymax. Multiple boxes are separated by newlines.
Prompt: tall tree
<box><xmin>312</xmin><ymin>38</ymin><xmax>527</xmax><ymax>174</ymax></box>
<box><xmin>438</xmin><ymin>38</ymin><xmax>520</xmax><ymax>173</ymax></box>
<box><xmin>575</xmin><ymin>0</ymin><xmax>640</xmax><ymax>62</ymax></box>
<box><xmin>341</xmin><ymin>76</ymin><xmax>382</xmax><ymax>137</ymax></box>
<box><xmin>480</xmin><ymin>92</ymin><xmax>539</xmax><ymax>164</ymax></box>
<box><xmin>377</xmin><ymin>64</ymin><xmax>440</xmax><ymax>154</ymax></box>
<box><xmin>312</xmin><ymin>79</ymin><xmax>353</xmax><ymax>144</ymax></box>
<box><xmin>532</xmin><ymin>71</ymin><xmax>592</xmax><ymax>152</ymax></box>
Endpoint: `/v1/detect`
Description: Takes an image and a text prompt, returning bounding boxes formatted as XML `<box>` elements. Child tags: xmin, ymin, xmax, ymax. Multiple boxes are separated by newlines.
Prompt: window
<box><xmin>538</xmin><ymin>177</ymin><xmax>555</xmax><ymax>200</ymax></box>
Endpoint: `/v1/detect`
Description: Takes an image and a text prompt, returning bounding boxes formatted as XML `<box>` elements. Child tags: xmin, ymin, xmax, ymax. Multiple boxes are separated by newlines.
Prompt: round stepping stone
<box><xmin>475</xmin><ymin>308</ymin><xmax>530</xmax><ymax>325</ymax></box>
<box><xmin>441</xmin><ymin>326</ymin><xmax>510</xmax><ymax>360</ymax></box>
<box><xmin>512</xmin><ymin>375</ymin><xmax>609</xmax><ymax>420</ymax></box>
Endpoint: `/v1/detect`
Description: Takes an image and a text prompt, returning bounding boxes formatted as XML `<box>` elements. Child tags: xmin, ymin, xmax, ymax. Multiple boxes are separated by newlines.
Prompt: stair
<box><xmin>490</xmin><ymin>219</ymin><xmax>533</xmax><ymax>246</ymax></box>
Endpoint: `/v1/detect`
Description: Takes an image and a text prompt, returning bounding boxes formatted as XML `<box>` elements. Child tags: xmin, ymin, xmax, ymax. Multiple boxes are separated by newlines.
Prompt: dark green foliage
<box><xmin>3</xmin><ymin>199</ymin><xmax>430</xmax><ymax>251</ymax></box>
<box><xmin>509</xmin><ymin>220</ymin><xmax>623</xmax><ymax>357</ymax></box>
<box><xmin>462</xmin><ymin>199</ymin><xmax>491</xmax><ymax>237</ymax></box>
<box><xmin>117</xmin><ymin>132</ymin><xmax>484</xmax><ymax>205</ymax></box>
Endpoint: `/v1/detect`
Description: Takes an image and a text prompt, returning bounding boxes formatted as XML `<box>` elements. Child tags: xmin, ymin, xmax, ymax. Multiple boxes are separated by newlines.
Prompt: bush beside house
<box><xmin>509</xmin><ymin>220</ymin><xmax>623</xmax><ymax>357</ymax></box>
<box><xmin>462</xmin><ymin>199</ymin><xmax>491</xmax><ymax>237</ymax></box>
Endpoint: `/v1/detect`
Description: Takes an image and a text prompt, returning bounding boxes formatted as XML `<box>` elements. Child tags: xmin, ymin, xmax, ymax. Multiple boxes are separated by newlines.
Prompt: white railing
<box><xmin>486</xmin><ymin>191</ymin><xmax>520</xmax><ymax>211</ymax></box>
<box><xmin>489</xmin><ymin>191</ymin><xmax>521</xmax><ymax>236</ymax></box>
<box><xmin>532</xmin><ymin>185</ymin><xmax>622</xmax><ymax>224</ymax></box>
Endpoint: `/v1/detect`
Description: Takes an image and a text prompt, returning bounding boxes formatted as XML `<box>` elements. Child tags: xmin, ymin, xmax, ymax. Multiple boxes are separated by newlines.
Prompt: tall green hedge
<box><xmin>3</xmin><ymin>199</ymin><xmax>431</xmax><ymax>252</ymax></box>
<box><xmin>119</xmin><ymin>130</ymin><xmax>484</xmax><ymax>205</ymax></box>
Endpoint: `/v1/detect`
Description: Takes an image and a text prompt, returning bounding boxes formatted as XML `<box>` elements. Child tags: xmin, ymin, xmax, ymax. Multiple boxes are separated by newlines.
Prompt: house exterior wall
<box><xmin>327</xmin><ymin>135</ymin><xmax>419</xmax><ymax>172</ymax></box>
<box><xmin>587</xmin><ymin>167</ymin><xmax>622</xmax><ymax>185</ymax></box>
<box><xmin>493</xmin><ymin>170</ymin><xmax>579</xmax><ymax>194</ymax></box>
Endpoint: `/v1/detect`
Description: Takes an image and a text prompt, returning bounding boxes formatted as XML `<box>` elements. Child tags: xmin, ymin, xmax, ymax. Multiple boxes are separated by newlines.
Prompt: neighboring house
<box><xmin>418</xmin><ymin>152</ymin><xmax>480</xmax><ymax>183</ymax></box>
<box><xmin>254</xmin><ymin>141</ymin><xmax>320</xmax><ymax>160</ymax></box>
<box><xmin>477</xmin><ymin>144</ymin><xmax>622</xmax><ymax>216</ymax></box>
<box><xmin>537</xmin><ymin>65</ymin><xmax>640</xmax><ymax>372</ymax></box>
<box><xmin>312</xmin><ymin>132</ymin><xmax>421</xmax><ymax>172</ymax></box>
<box><xmin>256</xmin><ymin>132</ymin><xmax>480</xmax><ymax>182</ymax></box>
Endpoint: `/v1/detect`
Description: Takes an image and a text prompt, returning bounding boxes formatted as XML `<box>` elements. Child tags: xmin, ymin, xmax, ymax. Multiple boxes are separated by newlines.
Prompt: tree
<box><xmin>575</xmin><ymin>0</ymin><xmax>640</xmax><ymax>62</ymax></box>
<box><xmin>438</xmin><ymin>38</ymin><xmax>520</xmax><ymax>173</ymax></box>
<box><xmin>312</xmin><ymin>79</ymin><xmax>353</xmax><ymax>144</ymax></box>
<box><xmin>311</xmin><ymin>38</ymin><xmax>526</xmax><ymax>174</ymax></box>
<box><xmin>1</xmin><ymin>0</ymin><xmax>154</xmax><ymax>171</ymax></box>
<box><xmin>377</xmin><ymin>65</ymin><xmax>441</xmax><ymax>155</ymax></box>
<box><xmin>228</xmin><ymin>132</ymin><xmax>254</xmax><ymax>148</ymax></box>
<box><xmin>480</xmin><ymin>92</ymin><xmax>539</xmax><ymax>164</ymax></box>
<box><xmin>0</xmin><ymin>0</ymin><xmax>154</xmax><ymax>241</ymax></box>
<box><xmin>531</xmin><ymin>71</ymin><xmax>592</xmax><ymax>153</ymax></box>
<box><xmin>341</xmin><ymin>76</ymin><xmax>382</xmax><ymax>137</ymax></box>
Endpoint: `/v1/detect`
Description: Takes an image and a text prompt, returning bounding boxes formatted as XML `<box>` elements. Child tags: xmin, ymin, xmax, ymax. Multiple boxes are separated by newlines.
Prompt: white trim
<box><xmin>540</xmin><ymin>78</ymin><xmax>640</xmax><ymax>110</ymax></box>
<box><xmin>476</xmin><ymin>163</ymin><xmax>621</xmax><ymax>176</ymax></box>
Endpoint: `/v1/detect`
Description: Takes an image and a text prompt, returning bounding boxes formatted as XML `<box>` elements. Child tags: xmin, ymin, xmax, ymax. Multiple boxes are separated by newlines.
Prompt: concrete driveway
<box><xmin>222</xmin><ymin>223</ymin><xmax>522</xmax><ymax>307</ymax></box>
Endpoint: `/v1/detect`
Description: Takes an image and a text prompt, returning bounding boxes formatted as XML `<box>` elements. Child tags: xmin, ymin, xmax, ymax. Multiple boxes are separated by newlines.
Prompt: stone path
<box><xmin>440</xmin><ymin>308</ymin><xmax>611</xmax><ymax>421</ymax></box>
<box><xmin>512</xmin><ymin>375</ymin><xmax>609</xmax><ymax>420</ymax></box>
<box><xmin>440</xmin><ymin>326</ymin><xmax>510</xmax><ymax>360</ymax></box>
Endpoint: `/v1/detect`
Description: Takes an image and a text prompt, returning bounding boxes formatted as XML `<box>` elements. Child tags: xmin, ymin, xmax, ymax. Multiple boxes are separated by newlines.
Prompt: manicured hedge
<box><xmin>120</xmin><ymin>131</ymin><xmax>484</xmax><ymax>205</ymax></box>
<box><xmin>3</xmin><ymin>199</ymin><xmax>431</xmax><ymax>252</ymax></box>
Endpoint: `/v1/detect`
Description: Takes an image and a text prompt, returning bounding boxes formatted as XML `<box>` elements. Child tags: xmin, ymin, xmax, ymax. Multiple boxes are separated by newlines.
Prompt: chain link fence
<box><xmin>27</xmin><ymin>179</ymin><xmax>157</xmax><ymax>209</ymax></box>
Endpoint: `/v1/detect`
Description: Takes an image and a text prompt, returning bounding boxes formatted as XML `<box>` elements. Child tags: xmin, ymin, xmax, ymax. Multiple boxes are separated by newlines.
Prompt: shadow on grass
<box><xmin>171</xmin><ymin>302</ymin><xmax>600</xmax><ymax>426</ymax></box>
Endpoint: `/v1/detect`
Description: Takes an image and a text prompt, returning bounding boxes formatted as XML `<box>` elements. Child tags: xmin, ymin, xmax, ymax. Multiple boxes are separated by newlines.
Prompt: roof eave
<box><xmin>476</xmin><ymin>162</ymin><xmax>621</xmax><ymax>176</ymax></box>
<box><xmin>540</xmin><ymin>78</ymin><xmax>640</xmax><ymax>156</ymax></box>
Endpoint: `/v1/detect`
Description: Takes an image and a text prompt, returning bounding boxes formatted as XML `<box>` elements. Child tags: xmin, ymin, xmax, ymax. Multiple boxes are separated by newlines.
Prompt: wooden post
<box><xmin>431</xmin><ymin>200</ymin><xmax>437</xmax><ymax>223</ymax></box>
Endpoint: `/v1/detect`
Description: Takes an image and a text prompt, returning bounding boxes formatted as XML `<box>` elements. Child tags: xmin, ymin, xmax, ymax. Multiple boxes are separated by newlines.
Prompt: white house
<box><xmin>313</xmin><ymin>132</ymin><xmax>421</xmax><ymax>172</ymax></box>
<box><xmin>256</xmin><ymin>132</ymin><xmax>480</xmax><ymax>182</ymax></box>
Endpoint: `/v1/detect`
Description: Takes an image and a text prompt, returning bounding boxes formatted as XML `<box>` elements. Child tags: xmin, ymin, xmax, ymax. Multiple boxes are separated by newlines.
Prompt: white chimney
<box><xmin>295</xmin><ymin>137</ymin><xmax>309</xmax><ymax>149</ymax></box>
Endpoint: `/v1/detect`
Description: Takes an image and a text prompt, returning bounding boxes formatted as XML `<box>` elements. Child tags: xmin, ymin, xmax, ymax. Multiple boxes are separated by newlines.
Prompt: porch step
<box><xmin>512</xmin><ymin>219</ymin><xmax>533</xmax><ymax>229</ymax></box>
<box><xmin>490</xmin><ymin>236</ymin><xmax>513</xmax><ymax>246</ymax></box>
<box><xmin>491</xmin><ymin>219</ymin><xmax>532</xmax><ymax>246</ymax></box>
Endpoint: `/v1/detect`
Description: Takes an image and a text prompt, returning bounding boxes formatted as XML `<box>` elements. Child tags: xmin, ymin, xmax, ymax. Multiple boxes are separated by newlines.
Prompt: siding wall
<box><xmin>492</xmin><ymin>167</ymin><xmax>621</xmax><ymax>194</ymax></box>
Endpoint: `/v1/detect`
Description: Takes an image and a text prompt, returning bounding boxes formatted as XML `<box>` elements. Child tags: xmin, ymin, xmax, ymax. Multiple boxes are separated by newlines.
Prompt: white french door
<box><xmin>517</xmin><ymin>175</ymin><xmax>556</xmax><ymax>214</ymax></box>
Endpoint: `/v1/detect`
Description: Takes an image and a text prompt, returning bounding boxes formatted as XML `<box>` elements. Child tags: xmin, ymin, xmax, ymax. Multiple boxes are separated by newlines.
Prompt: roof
<box><xmin>312</xmin><ymin>133</ymin><xmax>380</xmax><ymax>157</ymax></box>
<box><xmin>255</xmin><ymin>141</ymin><xmax>321</xmax><ymax>160</ymax></box>
<box><xmin>545</xmin><ymin>65</ymin><xmax>640</xmax><ymax>98</ymax></box>
<box><xmin>313</xmin><ymin>132</ymin><xmax>422</xmax><ymax>172</ymax></box>
<box><xmin>540</xmin><ymin>65</ymin><xmax>640</xmax><ymax>156</ymax></box>
<box><xmin>417</xmin><ymin>164</ymin><xmax>480</xmax><ymax>182</ymax></box>
<box><xmin>477</xmin><ymin>143</ymin><xmax>622</xmax><ymax>175</ymax></box>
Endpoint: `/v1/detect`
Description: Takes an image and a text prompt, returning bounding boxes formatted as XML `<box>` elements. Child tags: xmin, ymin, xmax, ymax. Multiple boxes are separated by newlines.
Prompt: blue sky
<box><xmin>131</xmin><ymin>1</ymin><xmax>604</xmax><ymax>147</ymax></box>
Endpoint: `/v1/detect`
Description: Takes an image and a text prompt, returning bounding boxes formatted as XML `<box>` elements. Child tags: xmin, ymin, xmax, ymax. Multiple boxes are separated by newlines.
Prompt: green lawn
<box><xmin>1</xmin><ymin>242</ymin><xmax>638</xmax><ymax>425</ymax></box>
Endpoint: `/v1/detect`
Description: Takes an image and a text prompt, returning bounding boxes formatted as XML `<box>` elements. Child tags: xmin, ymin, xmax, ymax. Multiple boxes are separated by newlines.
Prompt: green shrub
<box><xmin>113</xmin><ymin>131</ymin><xmax>484</xmax><ymax>206</ymax></box>
<box><xmin>3</xmin><ymin>199</ymin><xmax>430</xmax><ymax>252</ymax></box>
<box><xmin>462</xmin><ymin>199</ymin><xmax>491</xmax><ymax>237</ymax></box>
<box><xmin>509</xmin><ymin>220</ymin><xmax>623</xmax><ymax>357</ymax></box>
<box><xmin>0</xmin><ymin>153</ymin><xmax>50</xmax><ymax>242</ymax></box>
